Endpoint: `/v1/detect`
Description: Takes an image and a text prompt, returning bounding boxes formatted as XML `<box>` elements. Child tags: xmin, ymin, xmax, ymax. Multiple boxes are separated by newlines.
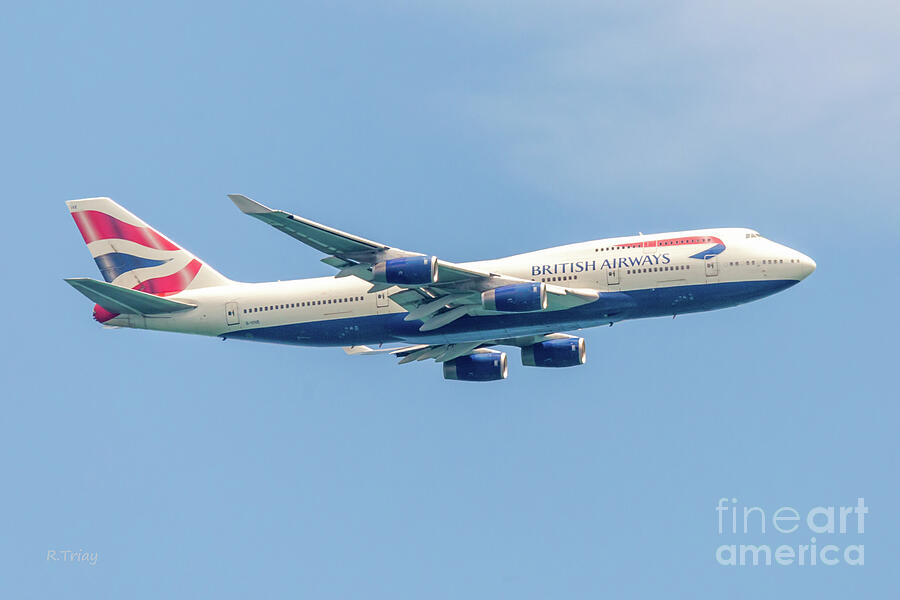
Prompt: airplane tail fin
<box><xmin>66</xmin><ymin>197</ymin><xmax>231</xmax><ymax>294</ymax></box>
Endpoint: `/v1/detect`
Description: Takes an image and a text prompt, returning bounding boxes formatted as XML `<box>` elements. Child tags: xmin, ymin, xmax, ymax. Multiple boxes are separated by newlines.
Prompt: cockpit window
<box><xmin>745</xmin><ymin>232</ymin><xmax>761</xmax><ymax>239</ymax></box>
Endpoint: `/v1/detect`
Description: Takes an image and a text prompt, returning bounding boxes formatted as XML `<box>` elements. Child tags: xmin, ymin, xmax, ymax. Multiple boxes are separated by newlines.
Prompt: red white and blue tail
<box><xmin>66</xmin><ymin>197</ymin><xmax>230</xmax><ymax>321</ymax></box>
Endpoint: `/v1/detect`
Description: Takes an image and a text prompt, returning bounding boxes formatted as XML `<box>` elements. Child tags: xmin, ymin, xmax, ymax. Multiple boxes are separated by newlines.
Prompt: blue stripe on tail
<box><xmin>93</xmin><ymin>252</ymin><xmax>168</xmax><ymax>282</ymax></box>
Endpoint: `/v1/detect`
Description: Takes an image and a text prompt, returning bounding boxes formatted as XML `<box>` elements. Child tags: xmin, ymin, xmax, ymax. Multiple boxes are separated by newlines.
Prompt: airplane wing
<box><xmin>342</xmin><ymin>333</ymin><xmax>580</xmax><ymax>364</ymax></box>
<box><xmin>229</xmin><ymin>194</ymin><xmax>600</xmax><ymax>331</ymax></box>
<box><xmin>228</xmin><ymin>193</ymin><xmax>408</xmax><ymax>261</ymax></box>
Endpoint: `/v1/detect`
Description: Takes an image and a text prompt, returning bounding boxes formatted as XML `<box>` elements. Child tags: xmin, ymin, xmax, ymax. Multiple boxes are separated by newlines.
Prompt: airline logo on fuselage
<box><xmin>530</xmin><ymin>235</ymin><xmax>727</xmax><ymax>276</ymax></box>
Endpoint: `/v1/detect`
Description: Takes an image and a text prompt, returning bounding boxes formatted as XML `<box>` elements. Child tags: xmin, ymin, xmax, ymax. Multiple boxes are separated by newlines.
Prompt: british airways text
<box><xmin>531</xmin><ymin>253</ymin><xmax>672</xmax><ymax>276</ymax></box>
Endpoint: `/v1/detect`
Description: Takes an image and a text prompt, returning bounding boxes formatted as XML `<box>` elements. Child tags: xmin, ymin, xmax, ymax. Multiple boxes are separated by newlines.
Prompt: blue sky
<box><xmin>1</xmin><ymin>2</ymin><xmax>898</xmax><ymax>597</ymax></box>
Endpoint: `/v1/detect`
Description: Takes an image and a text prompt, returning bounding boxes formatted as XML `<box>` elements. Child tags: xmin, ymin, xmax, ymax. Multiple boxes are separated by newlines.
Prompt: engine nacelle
<box><xmin>482</xmin><ymin>282</ymin><xmax>547</xmax><ymax>312</ymax></box>
<box><xmin>443</xmin><ymin>352</ymin><xmax>509</xmax><ymax>382</ymax></box>
<box><xmin>521</xmin><ymin>337</ymin><xmax>586</xmax><ymax>368</ymax></box>
<box><xmin>372</xmin><ymin>256</ymin><xmax>438</xmax><ymax>285</ymax></box>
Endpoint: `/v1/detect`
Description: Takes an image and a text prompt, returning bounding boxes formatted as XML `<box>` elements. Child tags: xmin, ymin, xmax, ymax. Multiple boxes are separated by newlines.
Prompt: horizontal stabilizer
<box><xmin>65</xmin><ymin>278</ymin><xmax>197</xmax><ymax>316</ymax></box>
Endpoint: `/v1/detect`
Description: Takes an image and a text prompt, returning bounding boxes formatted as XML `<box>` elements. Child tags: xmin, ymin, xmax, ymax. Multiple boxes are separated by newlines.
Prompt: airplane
<box><xmin>65</xmin><ymin>195</ymin><xmax>816</xmax><ymax>382</ymax></box>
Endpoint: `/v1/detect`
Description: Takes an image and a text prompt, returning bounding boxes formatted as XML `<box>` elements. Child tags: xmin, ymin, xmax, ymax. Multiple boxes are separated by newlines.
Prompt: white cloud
<box><xmin>432</xmin><ymin>1</ymin><xmax>900</xmax><ymax>218</ymax></box>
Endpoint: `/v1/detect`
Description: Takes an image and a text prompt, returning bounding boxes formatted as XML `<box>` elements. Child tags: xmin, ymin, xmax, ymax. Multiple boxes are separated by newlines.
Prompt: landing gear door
<box><xmin>705</xmin><ymin>255</ymin><xmax>719</xmax><ymax>279</ymax></box>
<box><xmin>225</xmin><ymin>302</ymin><xmax>240</xmax><ymax>326</ymax></box>
<box><xmin>606</xmin><ymin>268</ymin><xmax>619</xmax><ymax>286</ymax></box>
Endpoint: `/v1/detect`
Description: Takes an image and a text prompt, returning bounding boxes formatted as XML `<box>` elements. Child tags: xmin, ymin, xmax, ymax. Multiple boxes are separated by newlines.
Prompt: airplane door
<box><xmin>375</xmin><ymin>291</ymin><xmax>390</xmax><ymax>308</ymax></box>
<box><xmin>225</xmin><ymin>302</ymin><xmax>240</xmax><ymax>326</ymax></box>
<box><xmin>606</xmin><ymin>268</ymin><xmax>619</xmax><ymax>286</ymax></box>
<box><xmin>705</xmin><ymin>255</ymin><xmax>719</xmax><ymax>278</ymax></box>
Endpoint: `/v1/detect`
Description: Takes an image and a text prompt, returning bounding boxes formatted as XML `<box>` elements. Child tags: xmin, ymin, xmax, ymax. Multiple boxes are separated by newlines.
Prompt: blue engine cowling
<box><xmin>521</xmin><ymin>338</ymin><xmax>586</xmax><ymax>368</ymax></box>
<box><xmin>481</xmin><ymin>282</ymin><xmax>547</xmax><ymax>312</ymax></box>
<box><xmin>372</xmin><ymin>256</ymin><xmax>438</xmax><ymax>285</ymax></box>
<box><xmin>443</xmin><ymin>352</ymin><xmax>508</xmax><ymax>381</ymax></box>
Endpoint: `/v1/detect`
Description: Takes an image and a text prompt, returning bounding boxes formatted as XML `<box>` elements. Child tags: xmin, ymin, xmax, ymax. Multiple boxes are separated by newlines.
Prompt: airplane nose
<box><xmin>798</xmin><ymin>254</ymin><xmax>816</xmax><ymax>279</ymax></box>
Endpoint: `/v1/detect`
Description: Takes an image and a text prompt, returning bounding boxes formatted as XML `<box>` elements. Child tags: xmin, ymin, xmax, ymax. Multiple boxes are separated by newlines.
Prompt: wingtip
<box><xmin>228</xmin><ymin>193</ymin><xmax>271</xmax><ymax>214</ymax></box>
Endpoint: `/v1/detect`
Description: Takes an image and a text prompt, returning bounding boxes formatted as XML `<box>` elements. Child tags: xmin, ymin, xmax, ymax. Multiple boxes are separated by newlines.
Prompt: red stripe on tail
<box><xmin>91</xmin><ymin>259</ymin><xmax>203</xmax><ymax>322</ymax></box>
<box><xmin>72</xmin><ymin>210</ymin><xmax>180</xmax><ymax>251</ymax></box>
<box><xmin>134</xmin><ymin>259</ymin><xmax>203</xmax><ymax>296</ymax></box>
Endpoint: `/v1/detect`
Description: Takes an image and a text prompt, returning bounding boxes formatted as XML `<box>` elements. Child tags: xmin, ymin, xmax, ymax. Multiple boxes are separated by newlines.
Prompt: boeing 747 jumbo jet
<box><xmin>65</xmin><ymin>196</ymin><xmax>815</xmax><ymax>381</ymax></box>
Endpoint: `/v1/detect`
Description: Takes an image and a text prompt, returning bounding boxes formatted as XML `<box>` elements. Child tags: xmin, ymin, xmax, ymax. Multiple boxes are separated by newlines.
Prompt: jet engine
<box><xmin>443</xmin><ymin>351</ymin><xmax>509</xmax><ymax>381</ymax></box>
<box><xmin>481</xmin><ymin>282</ymin><xmax>547</xmax><ymax>312</ymax></box>
<box><xmin>521</xmin><ymin>337</ymin><xmax>586</xmax><ymax>368</ymax></box>
<box><xmin>372</xmin><ymin>256</ymin><xmax>438</xmax><ymax>285</ymax></box>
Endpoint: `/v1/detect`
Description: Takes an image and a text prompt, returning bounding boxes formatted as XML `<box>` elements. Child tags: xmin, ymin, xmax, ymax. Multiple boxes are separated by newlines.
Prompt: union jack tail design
<box><xmin>66</xmin><ymin>197</ymin><xmax>231</xmax><ymax>322</ymax></box>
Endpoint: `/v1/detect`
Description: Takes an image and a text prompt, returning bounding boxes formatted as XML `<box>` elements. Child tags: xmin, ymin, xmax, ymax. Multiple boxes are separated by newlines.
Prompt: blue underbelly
<box><xmin>224</xmin><ymin>279</ymin><xmax>798</xmax><ymax>347</ymax></box>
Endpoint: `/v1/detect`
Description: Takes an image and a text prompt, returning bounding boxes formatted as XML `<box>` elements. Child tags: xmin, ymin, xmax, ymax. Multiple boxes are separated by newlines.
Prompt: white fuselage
<box><xmin>104</xmin><ymin>227</ymin><xmax>815</xmax><ymax>346</ymax></box>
